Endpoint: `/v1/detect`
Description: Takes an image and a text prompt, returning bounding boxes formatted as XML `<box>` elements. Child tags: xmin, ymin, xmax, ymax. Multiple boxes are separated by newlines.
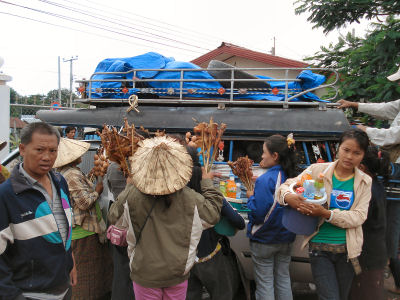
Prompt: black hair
<box><xmin>339</xmin><ymin>129</ymin><xmax>369</xmax><ymax>154</ymax></box>
<box><xmin>264</xmin><ymin>134</ymin><xmax>297</xmax><ymax>178</ymax></box>
<box><xmin>186</xmin><ymin>146</ymin><xmax>202</xmax><ymax>193</ymax></box>
<box><xmin>361</xmin><ymin>146</ymin><xmax>390</xmax><ymax>181</ymax></box>
<box><xmin>65</xmin><ymin>126</ymin><xmax>76</xmax><ymax>135</ymax></box>
<box><xmin>20</xmin><ymin>122</ymin><xmax>60</xmax><ymax>145</ymax></box>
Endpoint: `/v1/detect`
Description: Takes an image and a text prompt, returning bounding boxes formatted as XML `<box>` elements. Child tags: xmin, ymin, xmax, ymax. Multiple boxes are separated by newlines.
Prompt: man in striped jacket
<box><xmin>0</xmin><ymin>122</ymin><xmax>76</xmax><ymax>300</ymax></box>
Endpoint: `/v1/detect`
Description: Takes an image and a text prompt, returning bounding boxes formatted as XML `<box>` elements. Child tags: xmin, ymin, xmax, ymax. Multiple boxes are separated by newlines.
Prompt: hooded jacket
<box><xmin>0</xmin><ymin>165</ymin><xmax>73</xmax><ymax>300</ymax></box>
<box><xmin>277</xmin><ymin>161</ymin><xmax>372</xmax><ymax>260</ymax></box>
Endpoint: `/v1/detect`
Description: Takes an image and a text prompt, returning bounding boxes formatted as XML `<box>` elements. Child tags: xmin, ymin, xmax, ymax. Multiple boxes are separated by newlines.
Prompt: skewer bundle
<box><xmin>192</xmin><ymin>117</ymin><xmax>227</xmax><ymax>173</ymax></box>
<box><xmin>228</xmin><ymin>156</ymin><xmax>255</xmax><ymax>192</ymax></box>
<box><xmin>88</xmin><ymin>147</ymin><xmax>109</xmax><ymax>182</ymax></box>
<box><xmin>97</xmin><ymin>118</ymin><xmax>144</xmax><ymax>177</ymax></box>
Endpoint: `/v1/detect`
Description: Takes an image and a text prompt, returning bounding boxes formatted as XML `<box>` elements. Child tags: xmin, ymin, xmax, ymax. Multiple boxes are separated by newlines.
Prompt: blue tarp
<box><xmin>87</xmin><ymin>52</ymin><xmax>327</xmax><ymax>102</ymax></box>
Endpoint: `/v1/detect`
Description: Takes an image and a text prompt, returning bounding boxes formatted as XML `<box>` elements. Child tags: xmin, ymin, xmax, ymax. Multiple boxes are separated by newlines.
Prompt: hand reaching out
<box><xmin>337</xmin><ymin>99</ymin><xmax>358</xmax><ymax>109</ymax></box>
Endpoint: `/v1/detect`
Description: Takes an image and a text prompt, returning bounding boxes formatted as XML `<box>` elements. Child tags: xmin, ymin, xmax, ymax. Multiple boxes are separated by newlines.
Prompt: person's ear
<box><xmin>272</xmin><ymin>152</ymin><xmax>279</xmax><ymax>162</ymax></box>
<box><xmin>19</xmin><ymin>143</ymin><xmax>26</xmax><ymax>158</ymax></box>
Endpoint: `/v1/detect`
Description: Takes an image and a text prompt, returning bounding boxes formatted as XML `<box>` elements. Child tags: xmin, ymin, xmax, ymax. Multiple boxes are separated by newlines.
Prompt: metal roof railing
<box><xmin>75</xmin><ymin>67</ymin><xmax>339</xmax><ymax>109</ymax></box>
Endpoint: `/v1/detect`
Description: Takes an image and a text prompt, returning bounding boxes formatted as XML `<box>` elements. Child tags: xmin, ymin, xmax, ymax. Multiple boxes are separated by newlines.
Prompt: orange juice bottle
<box><xmin>226</xmin><ymin>176</ymin><xmax>237</xmax><ymax>198</ymax></box>
<box><xmin>297</xmin><ymin>170</ymin><xmax>312</xmax><ymax>186</ymax></box>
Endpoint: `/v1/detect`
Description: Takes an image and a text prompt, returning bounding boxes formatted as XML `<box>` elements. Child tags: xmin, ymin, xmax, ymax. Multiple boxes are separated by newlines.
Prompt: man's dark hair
<box><xmin>65</xmin><ymin>126</ymin><xmax>76</xmax><ymax>135</ymax></box>
<box><xmin>20</xmin><ymin>122</ymin><xmax>60</xmax><ymax>145</ymax></box>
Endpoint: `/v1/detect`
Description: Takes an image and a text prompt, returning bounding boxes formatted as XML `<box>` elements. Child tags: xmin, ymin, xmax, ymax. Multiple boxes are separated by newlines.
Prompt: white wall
<box><xmin>0</xmin><ymin>68</ymin><xmax>12</xmax><ymax>161</ymax></box>
<box><xmin>223</xmin><ymin>56</ymin><xmax>301</xmax><ymax>78</ymax></box>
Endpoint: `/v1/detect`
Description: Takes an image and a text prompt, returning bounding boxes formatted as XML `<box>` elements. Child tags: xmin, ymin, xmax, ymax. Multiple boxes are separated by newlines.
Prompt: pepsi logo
<box><xmin>332</xmin><ymin>190</ymin><xmax>353</xmax><ymax>209</ymax></box>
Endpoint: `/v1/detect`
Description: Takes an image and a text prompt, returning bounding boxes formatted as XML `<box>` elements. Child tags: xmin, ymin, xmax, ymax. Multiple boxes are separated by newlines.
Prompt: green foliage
<box><xmin>306</xmin><ymin>16</ymin><xmax>400</xmax><ymax>103</ymax></box>
<box><xmin>9</xmin><ymin>134</ymin><xmax>20</xmax><ymax>151</ymax></box>
<box><xmin>10</xmin><ymin>88</ymin><xmax>82</xmax><ymax>120</ymax></box>
<box><xmin>295</xmin><ymin>0</ymin><xmax>400</xmax><ymax>33</ymax></box>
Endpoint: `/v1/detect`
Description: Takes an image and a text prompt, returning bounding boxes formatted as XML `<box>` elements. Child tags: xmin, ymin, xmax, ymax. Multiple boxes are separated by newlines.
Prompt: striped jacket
<box><xmin>0</xmin><ymin>165</ymin><xmax>73</xmax><ymax>300</ymax></box>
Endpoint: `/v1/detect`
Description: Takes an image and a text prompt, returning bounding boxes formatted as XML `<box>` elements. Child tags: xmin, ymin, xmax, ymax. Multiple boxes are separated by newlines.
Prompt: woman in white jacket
<box><xmin>278</xmin><ymin>129</ymin><xmax>372</xmax><ymax>300</ymax></box>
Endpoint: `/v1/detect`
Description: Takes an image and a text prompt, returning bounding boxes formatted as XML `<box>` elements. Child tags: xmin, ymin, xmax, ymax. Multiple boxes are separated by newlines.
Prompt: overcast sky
<box><xmin>0</xmin><ymin>0</ymin><xmax>371</xmax><ymax>96</ymax></box>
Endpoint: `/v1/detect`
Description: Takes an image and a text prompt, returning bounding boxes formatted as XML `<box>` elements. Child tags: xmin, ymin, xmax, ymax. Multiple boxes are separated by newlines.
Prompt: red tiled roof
<box><xmin>10</xmin><ymin>117</ymin><xmax>27</xmax><ymax>129</ymax></box>
<box><xmin>191</xmin><ymin>42</ymin><xmax>308</xmax><ymax>68</ymax></box>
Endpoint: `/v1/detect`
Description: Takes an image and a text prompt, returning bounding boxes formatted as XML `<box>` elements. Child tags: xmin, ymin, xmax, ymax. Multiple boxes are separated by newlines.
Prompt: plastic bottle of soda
<box><xmin>303</xmin><ymin>180</ymin><xmax>316</xmax><ymax>199</ymax></box>
<box><xmin>298</xmin><ymin>170</ymin><xmax>312</xmax><ymax>186</ymax></box>
<box><xmin>314</xmin><ymin>173</ymin><xmax>325</xmax><ymax>199</ymax></box>
<box><xmin>226</xmin><ymin>177</ymin><xmax>237</xmax><ymax>198</ymax></box>
<box><xmin>236</xmin><ymin>182</ymin><xmax>242</xmax><ymax>200</ymax></box>
<box><xmin>219</xmin><ymin>181</ymin><xmax>227</xmax><ymax>196</ymax></box>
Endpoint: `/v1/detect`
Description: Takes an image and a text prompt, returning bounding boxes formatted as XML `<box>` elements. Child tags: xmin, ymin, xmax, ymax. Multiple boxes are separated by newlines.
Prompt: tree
<box><xmin>306</xmin><ymin>16</ymin><xmax>400</xmax><ymax>102</ymax></box>
<box><xmin>295</xmin><ymin>0</ymin><xmax>400</xmax><ymax>33</ymax></box>
<box><xmin>46</xmin><ymin>88</ymin><xmax>77</xmax><ymax>106</ymax></box>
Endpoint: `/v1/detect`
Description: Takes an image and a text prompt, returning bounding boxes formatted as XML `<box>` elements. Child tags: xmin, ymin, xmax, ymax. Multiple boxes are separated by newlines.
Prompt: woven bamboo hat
<box><xmin>0</xmin><ymin>140</ymin><xmax>6</xmax><ymax>152</ymax></box>
<box><xmin>53</xmin><ymin>138</ymin><xmax>90</xmax><ymax>168</ymax></box>
<box><xmin>130</xmin><ymin>136</ymin><xmax>193</xmax><ymax>195</ymax></box>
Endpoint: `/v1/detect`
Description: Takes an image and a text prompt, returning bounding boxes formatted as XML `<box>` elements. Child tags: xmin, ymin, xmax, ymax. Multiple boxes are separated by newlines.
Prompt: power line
<box><xmin>0</xmin><ymin>1</ymin><xmax>205</xmax><ymax>54</ymax></box>
<box><xmin>57</xmin><ymin>0</ymin><xmax>220</xmax><ymax>48</ymax></box>
<box><xmin>0</xmin><ymin>11</ymin><xmax>200</xmax><ymax>58</ymax></box>
<box><xmin>35</xmin><ymin>0</ymin><xmax>212</xmax><ymax>51</ymax></box>
<box><xmin>79</xmin><ymin>0</ymin><xmax>225</xmax><ymax>44</ymax></box>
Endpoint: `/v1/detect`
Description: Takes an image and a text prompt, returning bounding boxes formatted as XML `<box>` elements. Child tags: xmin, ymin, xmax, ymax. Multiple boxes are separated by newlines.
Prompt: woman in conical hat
<box><xmin>55</xmin><ymin>138</ymin><xmax>112</xmax><ymax>299</ymax></box>
<box><xmin>110</xmin><ymin>136</ymin><xmax>224</xmax><ymax>300</ymax></box>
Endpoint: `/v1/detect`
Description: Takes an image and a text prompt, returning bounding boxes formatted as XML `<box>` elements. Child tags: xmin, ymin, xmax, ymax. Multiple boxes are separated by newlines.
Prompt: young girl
<box><xmin>278</xmin><ymin>129</ymin><xmax>372</xmax><ymax>300</ymax></box>
<box><xmin>247</xmin><ymin>134</ymin><xmax>297</xmax><ymax>300</ymax></box>
<box><xmin>349</xmin><ymin>146</ymin><xmax>390</xmax><ymax>300</ymax></box>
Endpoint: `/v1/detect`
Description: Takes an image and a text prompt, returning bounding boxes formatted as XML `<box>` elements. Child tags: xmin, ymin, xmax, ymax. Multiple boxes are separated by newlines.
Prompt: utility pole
<box><xmin>63</xmin><ymin>56</ymin><xmax>78</xmax><ymax>107</ymax></box>
<box><xmin>58</xmin><ymin>56</ymin><xmax>61</xmax><ymax>105</ymax></box>
<box><xmin>271</xmin><ymin>37</ymin><xmax>276</xmax><ymax>56</ymax></box>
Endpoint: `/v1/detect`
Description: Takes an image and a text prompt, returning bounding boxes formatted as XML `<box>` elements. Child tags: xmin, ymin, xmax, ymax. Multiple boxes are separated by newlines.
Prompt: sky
<box><xmin>0</xmin><ymin>0</ymin><xmax>371</xmax><ymax>96</ymax></box>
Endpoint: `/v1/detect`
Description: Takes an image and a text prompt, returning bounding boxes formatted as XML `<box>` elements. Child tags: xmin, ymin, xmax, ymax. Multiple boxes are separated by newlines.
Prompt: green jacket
<box><xmin>108</xmin><ymin>178</ymin><xmax>223</xmax><ymax>288</ymax></box>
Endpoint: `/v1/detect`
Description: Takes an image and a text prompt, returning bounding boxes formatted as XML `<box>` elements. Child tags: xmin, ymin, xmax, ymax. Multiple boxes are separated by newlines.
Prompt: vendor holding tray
<box><xmin>277</xmin><ymin>129</ymin><xmax>372</xmax><ymax>300</ymax></box>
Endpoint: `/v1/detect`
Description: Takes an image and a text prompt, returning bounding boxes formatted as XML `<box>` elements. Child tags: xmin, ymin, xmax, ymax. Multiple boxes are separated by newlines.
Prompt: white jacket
<box><xmin>277</xmin><ymin>161</ymin><xmax>372</xmax><ymax>260</ymax></box>
<box><xmin>359</xmin><ymin>100</ymin><xmax>400</xmax><ymax>162</ymax></box>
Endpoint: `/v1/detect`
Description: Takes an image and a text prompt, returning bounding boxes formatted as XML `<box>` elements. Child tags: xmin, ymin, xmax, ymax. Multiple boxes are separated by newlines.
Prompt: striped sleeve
<box><xmin>64</xmin><ymin>169</ymin><xmax>99</xmax><ymax>211</ymax></box>
<box><xmin>0</xmin><ymin>194</ymin><xmax>22</xmax><ymax>299</ymax></box>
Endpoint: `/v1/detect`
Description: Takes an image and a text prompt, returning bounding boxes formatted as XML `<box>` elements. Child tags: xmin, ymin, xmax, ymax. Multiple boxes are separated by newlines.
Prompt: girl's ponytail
<box><xmin>265</xmin><ymin>134</ymin><xmax>297</xmax><ymax>178</ymax></box>
<box><xmin>361</xmin><ymin>146</ymin><xmax>390</xmax><ymax>182</ymax></box>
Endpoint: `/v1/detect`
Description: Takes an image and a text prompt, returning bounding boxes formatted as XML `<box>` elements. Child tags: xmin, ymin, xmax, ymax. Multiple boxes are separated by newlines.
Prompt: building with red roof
<box><xmin>191</xmin><ymin>42</ymin><xmax>309</xmax><ymax>79</ymax></box>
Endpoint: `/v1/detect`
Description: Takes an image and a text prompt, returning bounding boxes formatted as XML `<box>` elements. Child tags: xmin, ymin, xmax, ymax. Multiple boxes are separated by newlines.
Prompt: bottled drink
<box><xmin>298</xmin><ymin>170</ymin><xmax>312</xmax><ymax>187</ymax></box>
<box><xmin>226</xmin><ymin>176</ymin><xmax>237</xmax><ymax>198</ymax></box>
<box><xmin>236</xmin><ymin>182</ymin><xmax>242</xmax><ymax>200</ymax></box>
<box><xmin>314</xmin><ymin>173</ymin><xmax>325</xmax><ymax>199</ymax></box>
<box><xmin>303</xmin><ymin>180</ymin><xmax>316</xmax><ymax>199</ymax></box>
<box><xmin>219</xmin><ymin>181</ymin><xmax>227</xmax><ymax>196</ymax></box>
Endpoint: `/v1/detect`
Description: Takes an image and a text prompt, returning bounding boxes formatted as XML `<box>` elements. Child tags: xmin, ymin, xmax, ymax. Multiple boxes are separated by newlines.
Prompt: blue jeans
<box><xmin>309</xmin><ymin>249</ymin><xmax>354</xmax><ymax>300</ymax></box>
<box><xmin>250</xmin><ymin>241</ymin><xmax>293</xmax><ymax>300</ymax></box>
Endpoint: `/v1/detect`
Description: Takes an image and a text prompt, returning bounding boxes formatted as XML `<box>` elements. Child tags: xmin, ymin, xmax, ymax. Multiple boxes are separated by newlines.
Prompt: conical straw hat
<box><xmin>0</xmin><ymin>140</ymin><xmax>6</xmax><ymax>152</ymax></box>
<box><xmin>130</xmin><ymin>136</ymin><xmax>193</xmax><ymax>195</ymax></box>
<box><xmin>53</xmin><ymin>138</ymin><xmax>90</xmax><ymax>168</ymax></box>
